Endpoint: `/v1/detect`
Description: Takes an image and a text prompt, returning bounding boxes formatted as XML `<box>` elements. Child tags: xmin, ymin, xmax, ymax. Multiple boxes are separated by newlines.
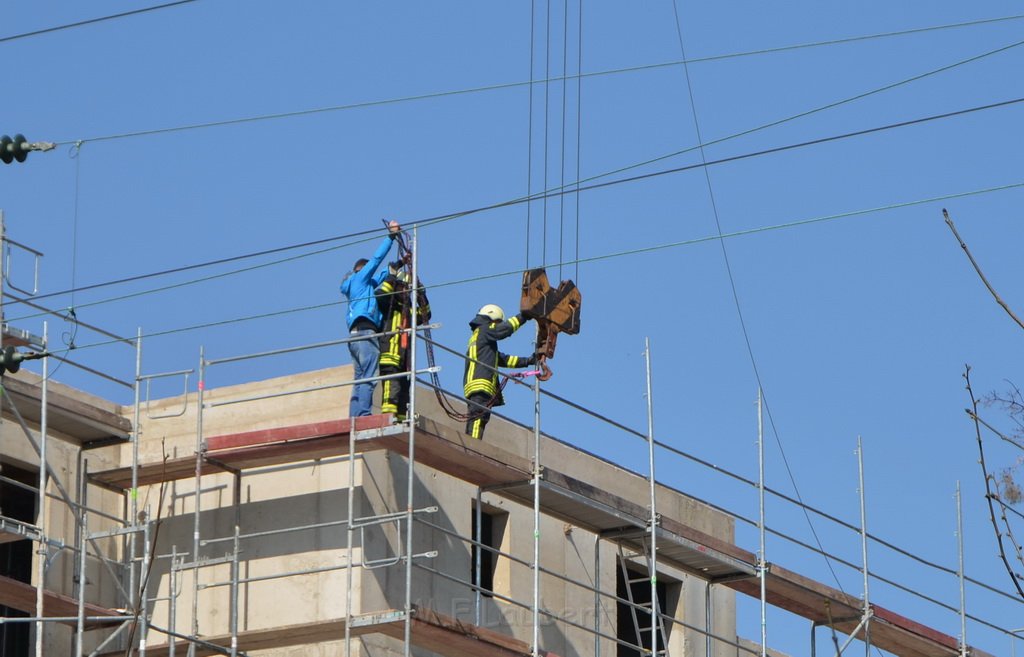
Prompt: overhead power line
<box><xmin>39</xmin><ymin>179</ymin><xmax>1024</xmax><ymax>351</ymax></box>
<box><xmin>49</xmin><ymin>15</ymin><xmax>1024</xmax><ymax>147</ymax></box>
<box><xmin>8</xmin><ymin>93</ymin><xmax>1023</xmax><ymax>320</ymax></box>
<box><xmin>575</xmin><ymin>34</ymin><xmax>1024</xmax><ymax>190</ymax></box>
<box><xmin>0</xmin><ymin>1</ymin><xmax>200</xmax><ymax>45</ymax></box>
<box><xmin>674</xmin><ymin>0</ymin><xmax>851</xmax><ymax>612</ymax></box>
<box><xmin>23</xmin><ymin>224</ymin><xmax>383</xmax><ymax>305</ymax></box>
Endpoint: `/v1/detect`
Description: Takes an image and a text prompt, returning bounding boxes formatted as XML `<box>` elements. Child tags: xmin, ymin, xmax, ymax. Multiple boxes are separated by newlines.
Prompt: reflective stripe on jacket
<box><xmin>376</xmin><ymin>272</ymin><xmax>431</xmax><ymax>367</ymax></box>
<box><xmin>463</xmin><ymin>313</ymin><xmax>532</xmax><ymax>402</ymax></box>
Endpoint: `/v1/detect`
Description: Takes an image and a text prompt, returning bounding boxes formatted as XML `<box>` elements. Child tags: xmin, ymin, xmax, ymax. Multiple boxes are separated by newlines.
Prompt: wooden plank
<box><xmin>205</xmin><ymin>414</ymin><xmax>393</xmax><ymax>451</ymax></box>
<box><xmin>726</xmin><ymin>563</ymin><xmax>973</xmax><ymax>657</ymax></box>
<box><xmin>0</xmin><ymin>574</ymin><xmax>124</xmax><ymax>629</ymax></box>
<box><xmin>89</xmin><ymin>456</ymin><xmax>229</xmax><ymax>491</ymax></box>
<box><xmin>99</xmin><ymin>618</ymin><xmax>378</xmax><ymax>657</ymax></box>
<box><xmin>540</xmin><ymin>467</ymin><xmax>757</xmax><ymax>569</ymax></box>
<box><xmin>90</xmin><ymin>415</ymin><xmax>397</xmax><ymax>490</ymax></box>
<box><xmin>410</xmin><ymin>605</ymin><xmax>562</xmax><ymax>657</ymax></box>
<box><xmin>205</xmin><ymin>433</ymin><xmax>392</xmax><ymax>470</ymax></box>
<box><xmin>102</xmin><ymin>606</ymin><xmax>561</xmax><ymax>657</ymax></box>
<box><xmin>873</xmin><ymin>605</ymin><xmax>959</xmax><ymax>651</ymax></box>
<box><xmin>0</xmin><ymin>531</ymin><xmax>24</xmax><ymax>545</ymax></box>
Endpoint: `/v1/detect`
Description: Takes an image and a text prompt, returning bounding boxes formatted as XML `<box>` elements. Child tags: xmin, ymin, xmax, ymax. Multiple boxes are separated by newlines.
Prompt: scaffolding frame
<box><xmin>0</xmin><ymin>233</ymin><xmax>1016</xmax><ymax>657</ymax></box>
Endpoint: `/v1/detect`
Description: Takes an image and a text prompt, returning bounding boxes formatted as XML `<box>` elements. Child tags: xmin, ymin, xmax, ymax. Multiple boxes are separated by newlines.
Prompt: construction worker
<box><xmin>376</xmin><ymin>258</ymin><xmax>430</xmax><ymax>421</ymax></box>
<box><xmin>340</xmin><ymin>220</ymin><xmax>400</xmax><ymax>416</ymax></box>
<box><xmin>464</xmin><ymin>304</ymin><xmax>536</xmax><ymax>440</ymax></box>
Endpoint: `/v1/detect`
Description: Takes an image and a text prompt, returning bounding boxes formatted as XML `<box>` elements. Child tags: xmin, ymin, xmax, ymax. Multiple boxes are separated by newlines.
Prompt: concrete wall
<box><xmin>12</xmin><ymin>363</ymin><xmax>746</xmax><ymax>656</ymax></box>
<box><xmin>132</xmin><ymin>366</ymin><xmax>362</xmax><ymax>652</ymax></box>
<box><xmin>0</xmin><ymin>371</ymin><xmax>124</xmax><ymax>657</ymax></box>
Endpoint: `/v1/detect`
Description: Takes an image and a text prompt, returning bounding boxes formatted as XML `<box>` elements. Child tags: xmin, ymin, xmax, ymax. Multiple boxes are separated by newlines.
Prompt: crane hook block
<box><xmin>520</xmin><ymin>268</ymin><xmax>582</xmax><ymax>367</ymax></box>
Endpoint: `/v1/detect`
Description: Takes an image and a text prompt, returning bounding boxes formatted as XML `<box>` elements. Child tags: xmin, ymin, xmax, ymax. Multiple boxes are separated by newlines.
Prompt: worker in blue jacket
<box><xmin>340</xmin><ymin>220</ymin><xmax>400</xmax><ymax>416</ymax></box>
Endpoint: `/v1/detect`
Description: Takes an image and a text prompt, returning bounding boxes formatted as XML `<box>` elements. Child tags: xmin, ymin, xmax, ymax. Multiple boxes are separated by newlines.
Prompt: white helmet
<box><xmin>478</xmin><ymin>304</ymin><xmax>505</xmax><ymax>322</ymax></box>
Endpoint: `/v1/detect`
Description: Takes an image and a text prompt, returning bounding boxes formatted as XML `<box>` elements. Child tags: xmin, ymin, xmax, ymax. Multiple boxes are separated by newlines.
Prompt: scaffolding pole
<box><xmin>475</xmin><ymin>486</ymin><xmax>483</xmax><ymax>626</ymax></box>
<box><xmin>140</xmin><ymin>516</ymin><xmax>153</xmax><ymax>656</ymax></box>
<box><xmin>857</xmin><ymin>437</ymin><xmax>871</xmax><ymax>654</ymax></box>
<box><xmin>169</xmin><ymin>545</ymin><xmax>178</xmax><ymax>657</ymax></box>
<box><xmin>130</xmin><ymin>328</ymin><xmax>143</xmax><ymax>630</ymax></box>
<box><xmin>404</xmin><ymin>225</ymin><xmax>420</xmax><ymax>657</ymax></box>
<box><xmin>33</xmin><ymin>322</ymin><xmax>48</xmax><ymax>657</ymax></box>
<box><xmin>344</xmin><ymin>415</ymin><xmax>356</xmax><ymax>656</ymax></box>
<box><xmin>190</xmin><ymin>347</ymin><xmax>206</xmax><ymax>657</ymax></box>
<box><xmin>957</xmin><ymin>481</ymin><xmax>968</xmax><ymax>657</ymax></box>
<box><xmin>230</xmin><ymin>522</ymin><xmax>240</xmax><ymax>657</ymax></box>
<box><xmin>594</xmin><ymin>533</ymin><xmax>601</xmax><ymax>657</ymax></box>
<box><xmin>758</xmin><ymin>388</ymin><xmax>767</xmax><ymax>657</ymax></box>
<box><xmin>76</xmin><ymin>502</ymin><xmax>89</xmax><ymax>657</ymax></box>
<box><xmin>532</xmin><ymin>340</ymin><xmax>542</xmax><ymax>657</ymax></box>
<box><xmin>643</xmin><ymin>337</ymin><xmax>657</xmax><ymax>657</ymax></box>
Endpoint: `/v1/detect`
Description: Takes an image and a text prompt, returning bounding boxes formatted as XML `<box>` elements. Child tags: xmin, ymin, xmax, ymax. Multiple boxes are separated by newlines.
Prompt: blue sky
<box><xmin>3</xmin><ymin>2</ymin><xmax>1024</xmax><ymax>655</ymax></box>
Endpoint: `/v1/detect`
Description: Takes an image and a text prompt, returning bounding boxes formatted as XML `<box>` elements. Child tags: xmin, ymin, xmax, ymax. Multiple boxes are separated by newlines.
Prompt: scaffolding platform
<box><xmin>89</xmin><ymin>415</ymin><xmax>404</xmax><ymax>490</ymax></box>
<box><xmin>89</xmin><ymin>414</ymin><xmax>533</xmax><ymax>491</ymax></box>
<box><xmin>97</xmin><ymin>605</ymin><xmax>561</xmax><ymax>657</ymax></box>
<box><xmin>0</xmin><ymin>574</ymin><xmax>127</xmax><ymax>629</ymax></box>
<box><xmin>0</xmin><ymin>516</ymin><xmax>41</xmax><ymax>544</ymax></box>
<box><xmin>85</xmin><ymin>412</ymin><xmax>996</xmax><ymax>657</ymax></box>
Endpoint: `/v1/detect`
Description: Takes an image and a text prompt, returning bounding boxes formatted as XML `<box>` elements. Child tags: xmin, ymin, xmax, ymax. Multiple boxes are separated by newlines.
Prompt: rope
<box><xmin>526</xmin><ymin>0</ymin><xmax>536</xmax><ymax>270</ymax></box>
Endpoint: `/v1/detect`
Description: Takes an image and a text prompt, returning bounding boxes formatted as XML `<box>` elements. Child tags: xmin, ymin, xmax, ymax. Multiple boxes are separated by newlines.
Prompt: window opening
<box><xmin>471</xmin><ymin>503</ymin><xmax>508</xmax><ymax>598</ymax></box>
<box><xmin>616</xmin><ymin>564</ymin><xmax>675</xmax><ymax>657</ymax></box>
<box><xmin>0</xmin><ymin>462</ymin><xmax>38</xmax><ymax>657</ymax></box>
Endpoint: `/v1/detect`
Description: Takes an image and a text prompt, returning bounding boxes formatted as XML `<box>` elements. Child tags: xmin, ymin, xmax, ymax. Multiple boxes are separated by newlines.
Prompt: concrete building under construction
<box><xmin>0</xmin><ymin>314</ymin><xmax>1001</xmax><ymax>657</ymax></box>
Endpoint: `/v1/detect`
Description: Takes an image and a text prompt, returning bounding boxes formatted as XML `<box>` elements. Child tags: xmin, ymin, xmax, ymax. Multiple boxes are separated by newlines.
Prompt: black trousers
<box><xmin>465</xmin><ymin>391</ymin><xmax>493</xmax><ymax>440</ymax></box>
<box><xmin>380</xmin><ymin>362</ymin><xmax>410</xmax><ymax>419</ymax></box>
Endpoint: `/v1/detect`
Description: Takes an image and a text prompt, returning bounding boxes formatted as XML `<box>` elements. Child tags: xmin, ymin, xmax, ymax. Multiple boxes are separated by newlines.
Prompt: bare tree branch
<box><xmin>964</xmin><ymin>364</ymin><xmax>1024</xmax><ymax>597</ymax></box>
<box><xmin>966</xmin><ymin>408</ymin><xmax>1024</xmax><ymax>451</ymax></box>
<box><xmin>943</xmin><ymin>208</ymin><xmax>1024</xmax><ymax>331</ymax></box>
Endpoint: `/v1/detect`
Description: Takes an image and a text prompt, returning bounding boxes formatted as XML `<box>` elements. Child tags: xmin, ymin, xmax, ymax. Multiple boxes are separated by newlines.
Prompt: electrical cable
<box><xmin>570</xmin><ymin>34</ymin><xmax>1024</xmax><ymax>194</ymax></box>
<box><xmin>526</xmin><ymin>0</ymin><xmax>536</xmax><ymax>270</ymax></box>
<box><xmin>559</xmin><ymin>0</ymin><xmax>568</xmax><ymax>280</ymax></box>
<box><xmin>40</xmin><ymin>179</ymin><xmax>1024</xmax><ymax>352</ymax></box>
<box><xmin>7</xmin><ymin>96</ymin><xmax>1023</xmax><ymax>327</ymax></box>
<box><xmin>0</xmin><ymin>0</ymin><xmax>201</xmax><ymax>44</ymax></box>
<box><xmin>70</xmin><ymin>142</ymin><xmax>83</xmax><ymax>310</ymax></box>
<box><xmin>17</xmin><ymin>223</ymin><xmax>384</xmax><ymax>306</ymax></box>
<box><xmin>9</xmin><ymin>232</ymin><xmax>380</xmax><ymax>322</ymax></box>
<box><xmin>16</xmin><ymin>32</ymin><xmax>1016</xmax><ymax>313</ymax></box>
<box><xmin>670</xmin><ymin>0</ymin><xmax>851</xmax><ymax>609</ymax></box>
<box><xmin>574</xmin><ymin>0</ymin><xmax>583</xmax><ymax>284</ymax></box>
<box><xmin>542</xmin><ymin>0</ymin><xmax>552</xmax><ymax>266</ymax></box>
<box><xmin>13</xmin><ymin>92</ymin><xmax>1022</xmax><ymax>322</ymax></box>
<box><xmin>42</xmin><ymin>14</ymin><xmax>1024</xmax><ymax>147</ymax></box>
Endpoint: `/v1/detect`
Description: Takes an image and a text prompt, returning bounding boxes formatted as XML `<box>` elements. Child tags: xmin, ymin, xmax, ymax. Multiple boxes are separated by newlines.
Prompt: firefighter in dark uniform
<box><xmin>376</xmin><ymin>260</ymin><xmax>430</xmax><ymax>421</ymax></box>
<box><xmin>463</xmin><ymin>304</ymin><xmax>536</xmax><ymax>440</ymax></box>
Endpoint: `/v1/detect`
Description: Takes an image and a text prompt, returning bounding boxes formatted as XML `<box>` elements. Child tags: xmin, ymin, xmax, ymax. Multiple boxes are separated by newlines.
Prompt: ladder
<box><xmin>617</xmin><ymin>541</ymin><xmax>670</xmax><ymax>657</ymax></box>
